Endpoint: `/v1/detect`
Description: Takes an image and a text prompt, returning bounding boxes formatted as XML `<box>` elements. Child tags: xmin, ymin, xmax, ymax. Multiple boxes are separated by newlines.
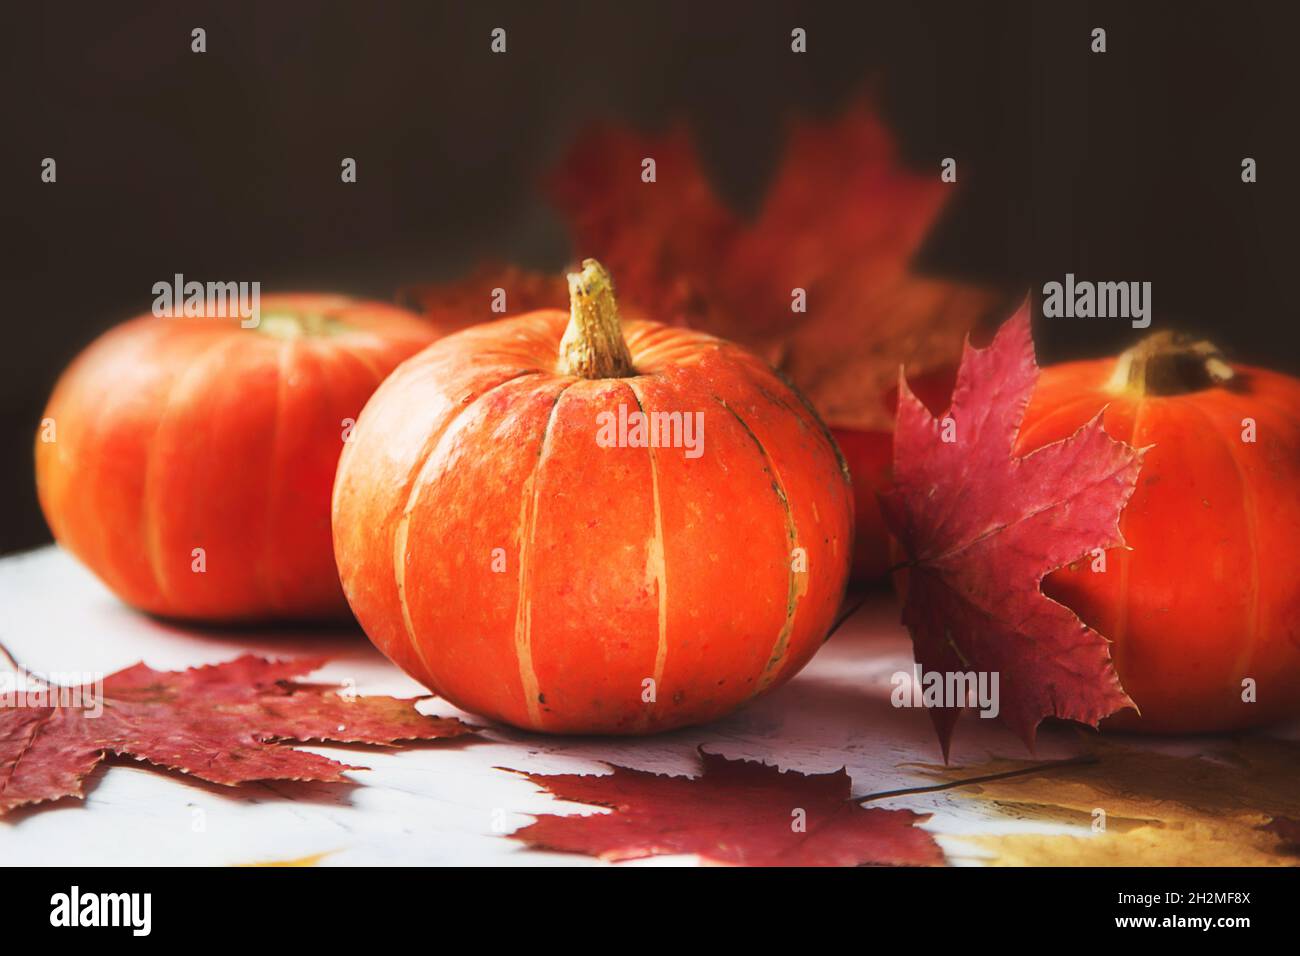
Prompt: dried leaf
<box><xmin>880</xmin><ymin>309</ymin><xmax>1144</xmax><ymax>755</ymax></box>
<box><xmin>508</xmin><ymin>750</ymin><xmax>944</xmax><ymax>867</ymax></box>
<box><xmin>962</xmin><ymin>822</ymin><xmax>1292</xmax><ymax>867</ymax></box>
<box><xmin>922</xmin><ymin>735</ymin><xmax>1300</xmax><ymax>866</ymax></box>
<box><xmin>0</xmin><ymin>655</ymin><xmax>474</xmax><ymax>815</ymax></box>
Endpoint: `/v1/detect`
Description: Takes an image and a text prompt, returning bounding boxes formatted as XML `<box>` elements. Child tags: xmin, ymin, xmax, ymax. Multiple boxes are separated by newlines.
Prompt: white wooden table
<box><xmin>0</xmin><ymin>545</ymin><xmax>1194</xmax><ymax>866</ymax></box>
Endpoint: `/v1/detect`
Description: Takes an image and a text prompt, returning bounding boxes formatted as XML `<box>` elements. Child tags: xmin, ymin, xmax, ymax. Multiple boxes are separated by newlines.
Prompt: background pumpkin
<box><xmin>831</xmin><ymin>366</ymin><xmax>960</xmax><ymax>581</ymax></box>
<box><xmin>36</xmin><ymin>294</ymin><xmax>434</xmax><ymax>622</ymax></box>
<box><xmin>333</xmin><ymin>260</ymin><xmax>854</xmax><ymax>735</ymax></box>
<box><xmin>1017</xmin><ymin>333</ymin><xmax>1300</xmax><ymax>733</ymax></box>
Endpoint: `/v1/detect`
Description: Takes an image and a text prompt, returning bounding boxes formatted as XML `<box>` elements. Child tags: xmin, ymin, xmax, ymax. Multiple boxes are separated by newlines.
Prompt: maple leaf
<box><xmin>0</xmin><ymin>655</ymin><xmax>473</xmax><ymax>815</ymax></box>
<box><xmin>549</xmin><ymin>98</ymin><xmax>1010</xmax><ymax>430</ymax></box>
<box><xmin>879</xmin><ymin>308</ymin><xmax>1144</xmax><ymax>756</ymax></box>
<box><xmin>507</xmin><ymin>750</ymin><xmax>944</xmax><ymax>867</ymax></box>
<box><xmin>404</xmin><ymin>99</ymin><xmax>1008</xmax><ymax>432</ymax></box>
<box><xmin>917</xmin><ymin>735</ymin><xmax>1300</xmax><ymax>866</ymax></box>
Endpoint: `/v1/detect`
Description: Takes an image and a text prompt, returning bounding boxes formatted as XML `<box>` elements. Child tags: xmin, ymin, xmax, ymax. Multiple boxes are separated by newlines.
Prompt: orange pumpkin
<box><xmin>332</xmin><ymin>260</ymin><xmax>854</xmax><ymax>734</ymax></box>
<box><xmin>1017</xmin><ymin>332</ymin><xmax>1300</xmax><ymax>733</ymax></box>
<box><xmin>36</xmin><ymin>294</ymin><xmax>435</xmax><ymax>622</ymax></box>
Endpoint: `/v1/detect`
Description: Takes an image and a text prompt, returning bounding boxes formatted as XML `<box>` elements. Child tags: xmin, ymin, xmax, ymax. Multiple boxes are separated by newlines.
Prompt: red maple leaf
<box><xmin>879</xmin><ymin>309</ymin><xmax>1144</xmax><ymax>756</ymax></box>
<box><xmin>403</xmin><ymin>98</ymin><xmax>1008</xmax><ymax>432</ymax></box>
<box><xmin>0</xmin><ymin>655</ymin><xmax>474</xmax><ymax>814</ymax></box>
<box><xmin>549</xmin><ymin>98</ymin><xmax>1009</xmax><ymax>431</ymax></box>
<box><xmin>508</xmin><ymin>750</ymin><xmax>944</xmax><ymax>867</ymax></box>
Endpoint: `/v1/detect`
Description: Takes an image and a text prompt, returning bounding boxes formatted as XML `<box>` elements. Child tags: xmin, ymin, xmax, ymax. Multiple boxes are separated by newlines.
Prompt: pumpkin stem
<box><xmin>1105</xmin><ymin>331</ymin><xmax>1235</xmax><ymax>397</ymax></box>
<box><xmin>557</xmin><ymin>259</ymin><xmax>637</xmax><ymax>379</ymax></box>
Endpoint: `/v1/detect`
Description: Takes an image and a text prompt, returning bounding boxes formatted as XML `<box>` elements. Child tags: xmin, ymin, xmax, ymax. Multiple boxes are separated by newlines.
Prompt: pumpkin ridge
<box><xmin>64</xmin><ymin>322</ymin><xmax>163</xmax><ymax>601</ymax></box>
<box><xmin>765</xmin><ymin>362</ymin><xmax>853</xmax><ymax>486</ymax></box>
<box><xmin>1017</xmin><ymin>392</ymin><xmax>1118</xmax><ymax>454</ymax></box>
<box><xmin>1184</xmin><ymin>396</ymin><xmax>1262</xmax><ymax>691</ymax></box>
<box><xmin>392</xmin><ymin>368</ymin><xmax>546</xmax><ymax>694</ymax></box>
<box><xmin>254</xmin><ymin>340</ymin><xmax>294</xmax><ymax>615</ymax></box>
<box><xmin>512</xmin><ymin>381</ymin><xmax>579</xmax><ymax>729</ymax></box>
<box><xmin>630</xmin><ymin>332</ymin><xmax>727</xmax><ymax>372</ymax></box>
<box><xmin>624</xmin><ymin>379</ymin><xmax>669</xmax><ymax>730</ymax></box>
<box><xmin>143</xmin><ymin>334</ymin><xmax>241</xmax><ymax>610</ymax></box>
<box><xmin>712</xmin><ymin>396</ymin><xmax>803</xmax><ymax>693</ymax></box>
<box><xmin>1112</xmin><ymin>395</ymin><xmax>1148</xmax><ymax>680</ymax></box>
<box><xmin>331</xmin><ymin>337</ymin><xmax>386</xmax><ymax>384</ymax></box>
<box><xmin>65</xmin><ymin>332</ymin><xmax>142</xmax><ymax>599</ymax></box>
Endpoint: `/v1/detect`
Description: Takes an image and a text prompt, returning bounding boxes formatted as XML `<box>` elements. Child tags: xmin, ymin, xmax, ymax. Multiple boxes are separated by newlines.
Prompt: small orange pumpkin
<box><xmin>332</xmin><ymin>260</ymin><xmax>854</xmax><ymax>734</ymax></box>
<box><xmin>36</xmin><ymin>295</ymin><xmax>435</xmax><ymax>622</ymax></box>
<box><xmin>1018</xmin><ymin>333</ymin><xmax>1300</xmax><ymax>733</ymax></box>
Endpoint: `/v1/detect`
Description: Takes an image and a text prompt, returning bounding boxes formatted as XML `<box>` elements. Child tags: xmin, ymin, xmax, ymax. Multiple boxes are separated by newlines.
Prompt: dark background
<box><xmin>3</xmin><ymin>0</ymin><xmax>1297</xmax><ymax>554</ymax></box>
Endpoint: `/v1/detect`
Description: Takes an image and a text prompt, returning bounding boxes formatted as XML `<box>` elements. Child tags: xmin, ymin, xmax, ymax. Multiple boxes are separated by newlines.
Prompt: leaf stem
<box><xmin>853</xmin><ymin>754</ymin><xmax>1099</xmax><ymax>804</ymax></box>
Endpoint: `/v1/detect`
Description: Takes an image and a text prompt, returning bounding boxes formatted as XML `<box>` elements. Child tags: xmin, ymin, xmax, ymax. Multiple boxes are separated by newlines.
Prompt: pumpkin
<box><xmin>829</xmin><ymin>428</ymin><xmax>894</xmax><ymax>581</ymax></box>
<box><xmin>36</xmin><ymin>294</ymin><xmax>435</xmax><ymax>622</ymax></box>
<box><xmin>332</xmin><ymin>260</ymin><xmax>854</xmax><ymax>734</ymax></box>
<box><xmin>831</xmin><ymin>366</ymin><xmax>960</xmax><ymax>581</ymax></box>
<box><xmin>402</xmin><ymin>269</ymin><xmax>971</xmax><ymax>587</ymax></box>
<box><xmin>1017</xmin><ymin>332</ymin><xmax>1300</xmax><ymax>733</ymax></box>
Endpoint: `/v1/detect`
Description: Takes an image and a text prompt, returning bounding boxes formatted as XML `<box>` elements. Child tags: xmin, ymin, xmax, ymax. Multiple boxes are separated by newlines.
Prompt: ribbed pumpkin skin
<box><xmin>1017</xmin><ymin>360</ymin><xmax>1300</xmax><ymax>733</ymax></box>
<box><xmin>36</xmin><ymin>295</ymin><xmax>435</xmax><ymax>622</ymax></box>
<box><xmin>332</xmin><ymin>311</ymin><xmax>854</xmax><ymax>734</ymax></box>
